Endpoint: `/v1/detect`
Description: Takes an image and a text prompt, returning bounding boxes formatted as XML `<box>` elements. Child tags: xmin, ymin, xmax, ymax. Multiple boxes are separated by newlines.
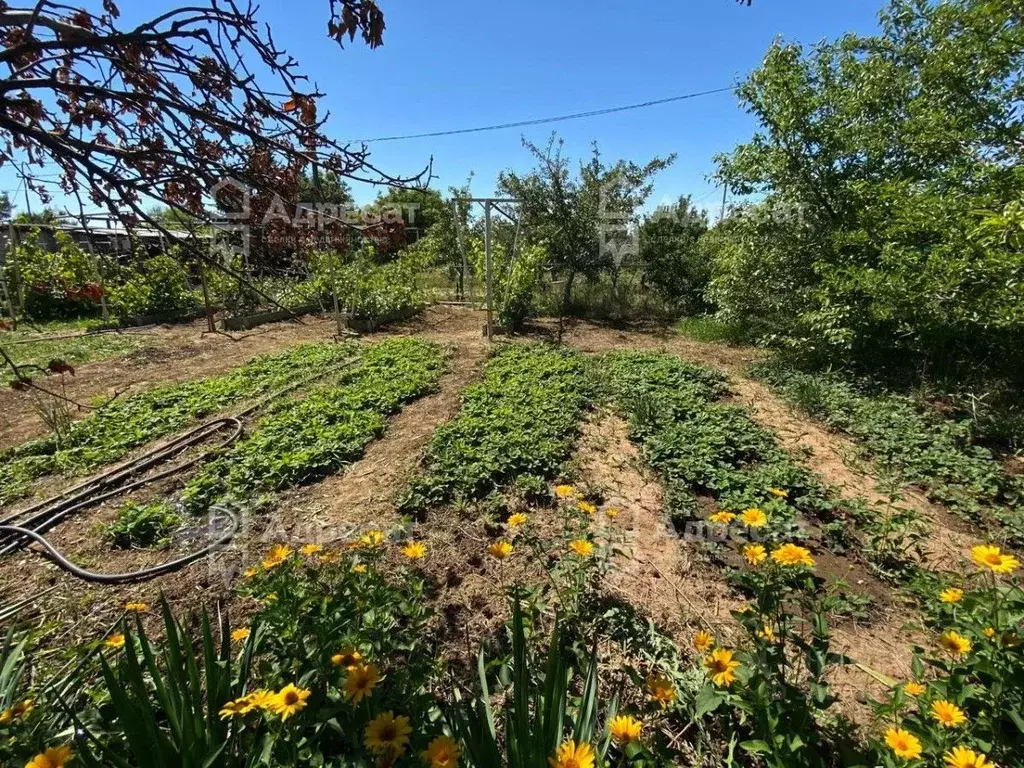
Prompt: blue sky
<box><xmin>1</xmin><ymin>0</ymin><xmax>883</xmax><ymax>217</ymax></box>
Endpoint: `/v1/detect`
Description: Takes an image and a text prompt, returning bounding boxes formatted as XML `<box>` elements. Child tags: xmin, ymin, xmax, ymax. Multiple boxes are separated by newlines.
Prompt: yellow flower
<box><xmin>124</xmin><ymin>602</ymin><xmax>147</xmax><ymax>613</ymax></box>
<box><xmin>230</xmin><ymin>628</ymin><xmax>250</xmax><ymax>643</ymax></box>
<box><xmin>944</xmin><ymin>746</ymin><xmax>991</xmax><ymax>768</ymax></box>
<box><xmin>548</xmin><ymin>739</ymin><xmax>596</xmax><ymax>768</ymax></box>
<box><xmin>757</xmin><ymin>624</ymin><xmax>776</xmax><ymax>642</ymax></box>
<box><xmin>359</xmin><ymin>530</ymin><xmax>385</xmax><ymax>548</ymax></box>
<box><xmin>421</xmin><ymin>734</ymin><xmax>461</xmax><ymax>768</ymax></box>
<box><xmin>319</xmin><ymin>550</ymin><xmax>342</xmax><ymax>564</ymax></box>
<box><xmin>884</xmin><ymin>727</ymin><xmax>922</xmax><ymax>760</ymax></box>
<box><xmin>300</xmin><ymin>543</ymin><xmax>323</xmax><ymax>556</ymax></box>
<box><xmin>939</xmin><ymin>588</ymin><xmax>964</xmax><ymax>604</ymax></box>
<box><xmin>768</xmin><ymin>487</ymin><xmax>789</xmax><ymax>498</ymax></box>
<box><xmin>743</xmin><ymin>544</ymin><xmax>767</xmax><ymax>566</ymax></box>
<box><xmin>708</xmin><ymin>511</ymin><xmax>735</xmax><ymax>525</ymax></box>
<box><xmin>555</xmin><ymin>484</ymin><xmax>577</xmax><ymax>499</ymax></box>
<box><xmin>903</xmin><ymin>681</ymin><xmax>926</xmax><ymax>697</ymax></box>
<box><xmin>704</xmin><ymin>648</ymin><xmax>740</xmax><ymax>686</ymax></box>
<box><xmin>609</xmin><ymin>715</ymin><xmax>643</xmax><ymax>746</ymax></box>
<box><xmin>938</xmin><ymin>630</ymin><xmax>972</xmax><ymax>658</ymax></box>
<box><xmin>507</xmin><ymin>512</ymin><xmax>529</xmax><ymax>529</ymax></box>
<box><xmin>402</xmin><ymin>541</ymin><xmax>427</xmax><ymax>559</ymax></box>
<box><xmin>218</xmin><ymin>696</ymin><xmax>251</xmax><ymax>719</ymax></box>
<box><xmin>646</xmin><ymin>673</ymin><xmax>677</xmax><ymax>709</ymax></box>
<box><xmin>331</xmin><ymin>647</ymin><xmax>363</xmax><ymax>670</ymax></box>
<box><xmin>605</xmin><ymin>507</ymin><xmax>620</xmax><ymax>519</ymax></box>
<box><xmin>263</xmin><ymin>592</ymin><xmax>277</xmax><ymax>603</ymax></box>
<box><xmin>24</xmin><ymin>746</ymin><xmax>73</xmax><ymax>768</ymax></box>
<box><xmin>262</xmin><ymin>544</ymin><xmax>293</xmax><ymax>569</ymax></box>
<box><xmin>983</xmin><ymin>627</ymin><xmax>996</xmax><ymax>639</ymax></box>
<box><xmin>971</xmin><ymin>544</ymin><xmax>1019</xmax><ymax>574</ymax></box>
<box><xmin>569</xmin><ymin>539</ymin><xmax>594</xmax><ymax>557</ymax></box>
<box><xmin>364</xmin><ymin>711</ymin><xmax>412</xmax><ymax>756</ymax></box>
<box><xmin>343</xmin><ymin>663</ymin><xmax>380</xmax><ymax>704</ymax></box>
<box><xmin>0</xmin><ymin>698</ymin><xmax>33</xmax><ymax>725</ymax></box>
<box><xmin>352</xmin><ymin>563</ymin><xmax>367</xmax><ymax>574</ymax></box>
<box><xmin>241</xmin><ymin>689</ymin><xmax>277</xmax><ymax>713</ymax></box>
<box><xmin>487</xmin><ymin>541</ymin><xmax>513</xmax><ymax>559</ymax></box>
<box><xmin>771</xmin><ymin>543</ymin><xmax>815</xmax><ymax>568</ymax></box>
<box><xmin>243</xmin><ymin>566</ymin><xmax>259</xmax><ymax>578</ymax></box>
<box><xmin>693</xmin><ymin>630</ymin><xmax>714</xmax><ymax>653</ymax></box>
<box><xmin>931</xmin><ymin>700</ymin><xmax>967</xmax><ymax>728</ymax></box>
<box><xmin>104</xmin><ymin>634</ymin><xmax>126</xmax><ymax>650</ymax></box>
<box><xmin>740</xmin><ymin>508</ymin><xmax>768</xmax><ymax>528</ymax></box>
<box><xmin>270</xmin><ymin>683</ymin><xmax>310</xmax><ymax>721</ymax></box>
<box><xmin>577</xmin><ymin>501</ymin><xmax>597</xmax><ymax>515</ymax></box>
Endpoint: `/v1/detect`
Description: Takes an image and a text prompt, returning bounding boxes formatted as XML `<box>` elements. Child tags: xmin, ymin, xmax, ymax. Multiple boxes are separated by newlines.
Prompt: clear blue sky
<box><xmin>1</xmin><ymin>0</ymin><xmax>883</xmax><ymax>217</ymax></box>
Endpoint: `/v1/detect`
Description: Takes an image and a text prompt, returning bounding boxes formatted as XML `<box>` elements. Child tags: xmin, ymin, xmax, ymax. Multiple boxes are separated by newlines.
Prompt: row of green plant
<box><xmin>182</xmin><ymin>337</ymin><xmax>447</xmax><ymax>510</ymax></box>
<box><xmin>752</xmin><ymin>361</ymin><xmax>1024</xmax><ymax>547</ymax></box>
<box><xmin>0</xmin><ymin>342</ymin><xmax>359</xmax><ymax>504</ymax></box>
<box><xmin>598</xmin><ymin>352</ymin><xmax>899</xmax><ymax>568</ymax></box>
<box><xmin>399</xmin><ymin>343</ymin><xmax>594</xmax><ymax>518</ymax></box>
<box><xmin>0</xmin><ymin>328</ymin><xmax>150</xmax><ymax>384</ymax></box>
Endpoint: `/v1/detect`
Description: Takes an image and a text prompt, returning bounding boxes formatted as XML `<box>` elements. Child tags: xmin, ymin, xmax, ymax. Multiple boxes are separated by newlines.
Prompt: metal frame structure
<box><xmin>452</xmin><ymin>196</ymin><xmax>517</xmax><ymax>342</ymax></box>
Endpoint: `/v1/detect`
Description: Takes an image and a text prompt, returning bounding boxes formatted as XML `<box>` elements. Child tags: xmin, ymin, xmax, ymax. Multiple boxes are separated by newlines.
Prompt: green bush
<box><xmin>101</xmin><ymin>500</ymin><xmax>183</xmax><ymax>548</ymax></box>
<box><xmin>308</xmin><ymin>245</ymin><xmax>425</xmax><ymax>323</ymax></box>
<box><xmin>106</xmin><ymin>253</ymin><xmax>196</xmax><ymax>318</ymax></box>
<box><xmin>5</xmin><ymin>230</ymin><xmax>105</xmax><ymax>320</ymax></box>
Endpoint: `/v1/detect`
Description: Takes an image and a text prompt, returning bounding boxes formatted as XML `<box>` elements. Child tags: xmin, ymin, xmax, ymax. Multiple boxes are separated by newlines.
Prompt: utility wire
<box><xmin>352</xmin><ymin>86</ymin><xmax>733</xmax><ymax>143</ymax></box>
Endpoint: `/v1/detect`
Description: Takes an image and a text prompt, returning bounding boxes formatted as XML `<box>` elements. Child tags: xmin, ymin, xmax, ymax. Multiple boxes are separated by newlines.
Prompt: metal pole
<box><xmin>719</xmin><ymin>184</ymin><xmax>728</xmax><ymax>223</ymax></box>
<box><xmin>484</xmin><ymin>200</ymin><xmax>493</xmax><ymax>342</ymax></box>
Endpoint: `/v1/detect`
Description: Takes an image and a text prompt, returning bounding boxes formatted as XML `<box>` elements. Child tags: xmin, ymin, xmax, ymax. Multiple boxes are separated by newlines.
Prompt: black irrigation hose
<box><xmin>0</xmin><ymin>355</ymin><xmax>362</xmax><ymax>584</ymax></box>
<box><xmin>0</xmin><ymin>505</ymin><xmax>239</xmax><ymax>585</ymax></box>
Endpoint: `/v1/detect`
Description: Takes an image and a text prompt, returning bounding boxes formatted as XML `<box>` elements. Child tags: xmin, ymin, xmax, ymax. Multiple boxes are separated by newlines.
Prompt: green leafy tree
<box><xmin>713</xmin><ymin>0</ymin><xmax>1024</xmax><ymax>381</ymax></box>
<box><xmin>638</xmin><ymin>195</ymin><xmax>710</xmax><ymax>314</ymax></box>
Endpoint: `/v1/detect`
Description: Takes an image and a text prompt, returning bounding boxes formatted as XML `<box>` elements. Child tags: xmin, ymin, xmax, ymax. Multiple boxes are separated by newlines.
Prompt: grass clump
<box><xmin>0</xmin><ymin>342</ymin><xmax>359</xmax><ymax>504</ymax></box>
<box><xmin>182</xmin><ymin>337</ymin><xmax>446</xmax><ymax>509</ymax></box>
<box><xmin>101</xmin><ymin>500</ymin><xmax>182</xmax><ymax>548</ymax></box>
<box><xmin>751</xmin><ymin>361</ymin><xmax>1024</xmax><ymax>545</ymax></box>
<box><xmin>399</xmin><ymin>343</ymin><xmax>594</xmax><ymax>517</ymax></box>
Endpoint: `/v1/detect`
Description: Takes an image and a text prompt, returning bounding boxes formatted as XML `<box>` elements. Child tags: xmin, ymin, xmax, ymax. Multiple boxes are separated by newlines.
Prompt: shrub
<box><xmin>101</xmin><ymin>500</ymin><xmax>182</xmax><ymax>548</ymax></box>
<box><xmin>106</xmin><ymin>253</ymin><xmax>196</xmax><ymax>319</ymax></box>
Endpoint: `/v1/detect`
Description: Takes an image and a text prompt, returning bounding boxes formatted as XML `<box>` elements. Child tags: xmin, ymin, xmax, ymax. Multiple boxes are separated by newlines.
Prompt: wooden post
<box><xmin>199</xmin><ymin>260</ymin><xmax>215</xmax><ymax>333</ymax></box>
<box><xmin>0</xmin><ymin>233</ymin><xmax>16</xmax><ymax>329</ymax></box>
<box><xmin>484</xmin><ymin>200</ymin><xmax>493</xmax><ymax>343</ymax></box>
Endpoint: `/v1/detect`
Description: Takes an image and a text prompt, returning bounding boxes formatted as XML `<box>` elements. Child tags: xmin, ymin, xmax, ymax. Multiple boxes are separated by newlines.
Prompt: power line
<box><xmin>351</xmin><ymin>86</ymin><xmax>733</xmax><ymax>143</ymax></box>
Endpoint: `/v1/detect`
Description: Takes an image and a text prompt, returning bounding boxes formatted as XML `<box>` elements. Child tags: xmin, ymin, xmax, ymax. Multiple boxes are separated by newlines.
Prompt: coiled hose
<box><xmin>0</xmin><ymin>355</ymin><xmax>360</xmax><ymax>584</ymax></box>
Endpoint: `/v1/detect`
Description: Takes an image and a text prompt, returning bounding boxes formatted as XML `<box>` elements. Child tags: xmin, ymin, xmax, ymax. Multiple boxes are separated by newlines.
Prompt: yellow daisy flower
<box><xmin>240</xmin><ymin>689</ymin><xmax>277</xmax><ymax>713</ymax></box>
<box><xmin>343</xmin><ymin>663</ymin><xmax>380</xmax><ymax>704</ymax></box>
<box><xmin>352</xmin><ymin>563</ymin><xmax>367</xmax><ymax>574</ymax></box>
<box><xmin>693</xmin><ymin>630</ymin><xmax>714</xmax><ymax>653</ymax></box>
<box><xmin>402</xmin><ymin>541</ymin><xmax>427</xmax><ymax>559</ymax></box>
<box><xmin>903</xmin><ymin>681</ymin><xmax>926</xmax><ymax>697</ymax></box>
<box><xmin>740</xmin><ymin>508</ymin><xmax>768</xmax><ymax>528</ymax></box>
<box><xmin>331</xmin><ymin>647</ymin><xmax>363</xmax><ymax>670</ymax></box>
<box><xmin>605</xmin><ymin>507</ymin><xmax>620</xmax><ymax>519</ymax></box>
<box><xmin>931</xmin><ymin>700</ymin><xmax>967</xmax><ymax>728</ymax></box>
<box><xmin>938</xmin><ymin>630</ymin><xmax>972</xmax><ymax>658</ymax></box>
<box><xmin>944</xmin><ymin>745</ymin><xmax>991</xmax><ymax>768</ymax></box>
<box><xmin>124</xmin><ymin>602</ymin><xmax>147</xmax><ymax>613</ymax></box>
<box><xmin>262</xmin><ymin>544</ymin><xmax>293</xmax><ymax>569</ymax></box>
<box><xmin>218</xmin><ymin>697</ymin><xmax>251</xmax><ymax>719</ymax></box>
<box><xmin>487</xmin><ymin>541</ymin><xmax>513</xmax><ymax>559</ymax></box>
<box><xmin>577</xmin><ymin>501</ymin><xmax>598</xmax><ymax>515</ymax></box>
<box><xmin>771</xmin><ymin>543</ymin><xmax>815</xmax><ymax>568</ymax></box>
<box><xmin>983</xmin><ymin>627</ymin><xmax>996</xmax><ymax>639</ymax></box>
<box><xmin>768</xmin><ymin>487</ymin><xmax>789</xmax><ymax>498</ymax></box>
<box><xmin>300</xmin><ymin>543</ymin><xmax>323</xmax><ymax>556</ymax></box>
<box><xmin>757</xmin><ymin>624</ymin><xmax>776</xmax><ymax>642</ymax></box>
<box><xmin>0</xmin><ymin>698</ymin><xmax>33</xmax><ymax>725</ymax></box>
<box><xmin>359</xmin><ymin>530</ymin><xmax>385</xmax><ymax>548</ymax></box>
<box><xmin>243</xmin><ymin>566</ymin><xmax>259</xmax><ymax>578</ymax></box>
<box><xmin>364</xmin><ymin>711</ymin><xmax>412</xmax><ymax>756</ymax></box>
<box><xmin>230</xmin><ymin>628</ymin><xmax>250</xmax><ymax>643</ymax></box>
<box><xmin>548</xmin><ymin>739</ymin><xmax>595</xmax><ymax>768</ymax></box>
<box><xmin>708</xmin><ymin>511</ymin><xmax>735</xmax><ymax>525</ymax></box>
<box><xmin>884</xmin><ymin>727</ymin><xmax>922</xmax><ymax>760</ymax></box>
<box><xmin>939</xmin><ymin>588</ymin><xmax>964</xmax><ymax>604</ymax></box>
<box><xmin>421</xmin><ymin>734</ymin><xmax>461</xmax><ymax>768</ymax></box>
<box><xmin>507</xmin><ymin>512</ymin><xmax>529</xmax><ymax>528</ymax></box>
<box><xmin>646</xmin><ymin>673</ymin><xmax>677</xmax><ymax>709</ymax></box>
<box><xmin>704</xmin><ymin>648</ymin><xmax>740</xmax><ymax>686</ymax></box>
<box><xmin>319</xmin><ymin>550</ymin><xmax>342</xmax><ymax>564</ymax></box>
<box><xmin>25</xmin><ymin>746</ymin><xmax>73</xmax><ymax>768</ymax></box>
<box><xmin>555</xmin><ymin>484</ymin><xmax>577</xmax><ymax>499</ymax></box>
<box><xmin>270</xmin><ymin>683</ymin><xmax>310</xmax><ymax>721</ymax></box>
<box><xmin>743</xmin><ymin>544</ymin><xmax>767</xmax><ymax>566</ymax></box>
<box><xmin>104</xmin><ymin>634</ymin><xmax>126</xmax><ymax>650</ymax></box>
<box><xmin>971</xmin><ymin>544</ymin><xmax>1019</xmax><ymax>574</ymax></box>
<box><xmin>609</xmin><ymin>715</ymin><xmax>643</xmax><ymax>746</ymax></box>
<box><xmin>569</xmin><ymin>539</ymin><xmax>594</xmax><ymax>557</ymax></box>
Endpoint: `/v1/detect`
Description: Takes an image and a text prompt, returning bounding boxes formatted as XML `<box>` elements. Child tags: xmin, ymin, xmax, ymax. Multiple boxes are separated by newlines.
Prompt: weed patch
<box><xmin>101</xmin><ymin>500</ymin><xmax>182</xmax><ymax>548</ymax></box>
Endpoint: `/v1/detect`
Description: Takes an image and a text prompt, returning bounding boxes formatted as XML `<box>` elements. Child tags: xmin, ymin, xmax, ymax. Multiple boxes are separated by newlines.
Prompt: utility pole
<box><xmin>719</xmin><ymin>184</ymin><xmax>728</xmax><ymax>223</ymax></box>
